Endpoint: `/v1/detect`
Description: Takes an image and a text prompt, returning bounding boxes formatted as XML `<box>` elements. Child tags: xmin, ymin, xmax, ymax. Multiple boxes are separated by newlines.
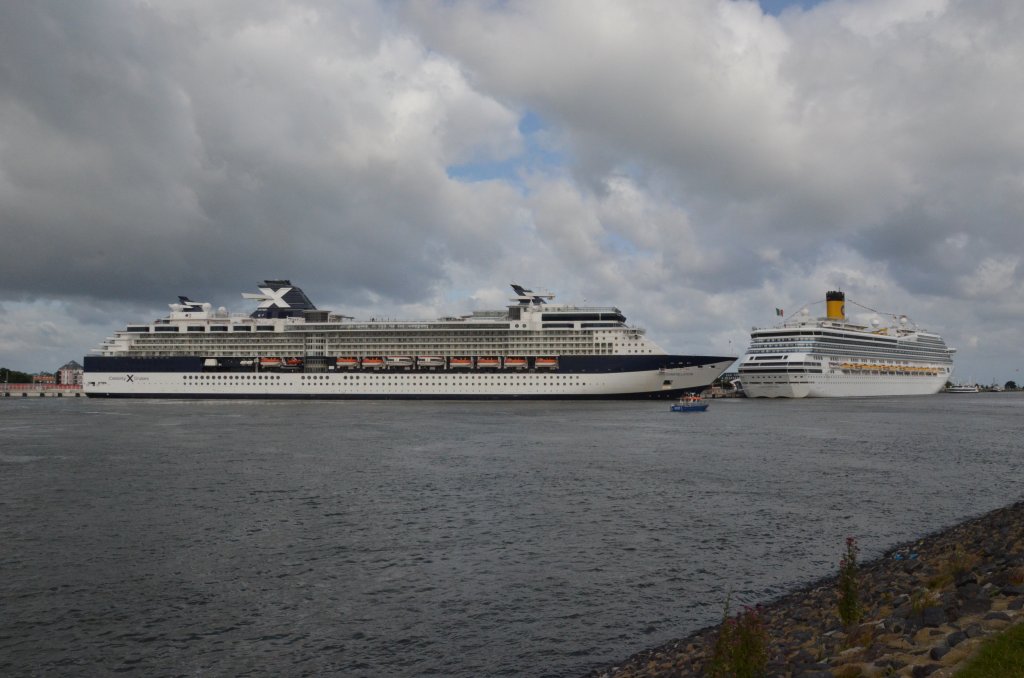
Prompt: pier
<box><xmin>1</xmin><ymin>384</ymin><xmax>84</xmax><ymax>397</ymax></box>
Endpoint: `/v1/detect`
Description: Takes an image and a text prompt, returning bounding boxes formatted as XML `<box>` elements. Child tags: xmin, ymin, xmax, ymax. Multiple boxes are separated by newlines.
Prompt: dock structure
<box><xmin>1</xmin><ymin>384</ymin><xmax>84</xmax><ymax>397</ymax></box>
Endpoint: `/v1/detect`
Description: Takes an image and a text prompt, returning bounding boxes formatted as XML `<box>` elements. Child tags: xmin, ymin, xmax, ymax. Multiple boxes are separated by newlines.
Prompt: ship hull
<box><xmin>742</xmin><ymin>372</ymin><xmax>948</xmax><ymax>398</ymax></box>
<box><xmin>83</xmin><ymin>355</ymin><xmax>735</xmax><ymax>400</ymax></box>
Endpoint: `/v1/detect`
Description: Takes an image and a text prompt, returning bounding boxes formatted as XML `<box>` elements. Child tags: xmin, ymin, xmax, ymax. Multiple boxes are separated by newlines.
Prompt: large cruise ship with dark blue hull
<box><xmin>83</xmin><ymin>281</ymin><xmax>735</xmax><ymax>399</ymax></box>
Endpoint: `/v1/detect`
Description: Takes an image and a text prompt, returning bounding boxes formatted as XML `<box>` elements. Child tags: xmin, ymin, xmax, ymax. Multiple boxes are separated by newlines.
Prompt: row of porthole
<box><xmin>184</xmin><ymin>375</ymin><xmax>282</xmax><ymax>380</ymax></box>
<box><xmin>182</xmin><ymin>374</ymin><xmax>583</xmax><ymax>380</ymax></box>
<box><xmin>299</xmin><ymin>374</ymin><xmax>580</xmax><ymax>379</ymax></box>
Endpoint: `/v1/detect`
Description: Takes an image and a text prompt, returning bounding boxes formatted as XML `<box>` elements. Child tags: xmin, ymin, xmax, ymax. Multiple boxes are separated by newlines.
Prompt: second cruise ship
<box><xmin>738</xmin><ymin>291</ymin><xmax>955</xmax><ymax>398</ymax></box>
<box><xmin>83</xmin><ymin>281</ymin><xmax>735</xmax><ymax>399</ymax></box>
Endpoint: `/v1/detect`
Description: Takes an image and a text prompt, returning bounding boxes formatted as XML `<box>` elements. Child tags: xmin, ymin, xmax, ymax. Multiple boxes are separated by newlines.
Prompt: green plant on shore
<box><xmin>954</xmin><ymin>620</ymin><xmax>1024</xmax><ymax>677</ymax></box>
<box><xmin>929</xmin><ymin>544</ymin><xmax>981</xmax><ymax>590</ymax></box>
<box><xmin>837</xmin><ymin>536</ymin><xmax>862</xmax><ymax>627</ymax></box>
<box><xmin>708</xmin><ymin>595</ymin><xmax>769</xmax><ymax>678</ymax></box>
<box><xmin>910</xmin><ymin>588</ymin><xmax>940</xmax><ymax>615</ymax></box>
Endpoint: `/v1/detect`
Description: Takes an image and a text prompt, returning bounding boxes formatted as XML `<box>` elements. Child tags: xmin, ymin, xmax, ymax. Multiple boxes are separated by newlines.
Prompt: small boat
<box><xmin>283</xmin><ymin>357</ymin><xmax>304</xmax><ymax>368</ymax></box>
<box><xmin>416</xmin><ymin>356</ymin><xmax>445</xmax><ymax>368</ymax></box>
<box><xmin>385</xmin><ymin>356</ymin><xmax>414</xmax><ymax>368</ymax></box>
<box><xmin>477</xmin><ymin>357</ymin><xmax>501</xmax><ymax>368</ymax></box>
<box><xmin>362</xmin><ymin>357</ymin><xmax>384</xmax><ymax>369</ymax></box>
<box><xmin>450</xmin><ymin>357</ymin><xmax>474</xmax><ymax>369</ymax></box>
<box><xmin>535</xmin><ymin>357</ymin><xmax>558</xmax><ymax>369</ymax></box>
<box><xmin>670</xmin><ymin>394</ymin><xmax>709</xmax><ymax>412</ymax></box>
<box><xmin>945</xmin><ymin>384</ymin><xmax>979</xmax><ymax>393</ymax></box>
<box><xmin>336</xmin><ymin>357</ymin><xmax>360</xmax><ymax>368</ymax></box>
<box><xmin>260</xmin><ymin>357</ymin><xmax>282</xmax><ymax>368</ymax></box>
<box><xmin>504</xmin><ymin>357</ymin><xmax>527</xmax><ymax>369</ymax></box>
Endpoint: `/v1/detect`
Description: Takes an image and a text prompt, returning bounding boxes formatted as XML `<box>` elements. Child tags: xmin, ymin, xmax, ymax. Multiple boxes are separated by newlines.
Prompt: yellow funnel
<box><xmin>826</xmin><ymin>290</ymin><xmax>845</xmax><ymax>320</ymax></box>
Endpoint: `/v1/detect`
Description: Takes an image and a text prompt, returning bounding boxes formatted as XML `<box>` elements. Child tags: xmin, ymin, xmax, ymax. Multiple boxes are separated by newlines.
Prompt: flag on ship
<box><xmin>775</xmin><ymin>308</ymin><xmax>784</xmax><ymax>317</ymax></box>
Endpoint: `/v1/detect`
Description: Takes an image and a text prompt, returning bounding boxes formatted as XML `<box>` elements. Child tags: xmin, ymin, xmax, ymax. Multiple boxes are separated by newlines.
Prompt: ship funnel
<box><xmin>826</xmin><ymin>290</ymin><xmax>845</xmax><ymax>320</ymax></box>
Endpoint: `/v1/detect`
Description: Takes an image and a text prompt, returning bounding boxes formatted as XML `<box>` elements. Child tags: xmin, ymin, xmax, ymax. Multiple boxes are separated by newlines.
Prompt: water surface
<box><xmin>2</xmin><ymin>394</ymin><xmax>1021</xmax><ymax>676</ymax></box>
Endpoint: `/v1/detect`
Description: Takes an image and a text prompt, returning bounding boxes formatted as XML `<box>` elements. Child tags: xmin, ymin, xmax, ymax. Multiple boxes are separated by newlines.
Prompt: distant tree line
<box><xmin>1</xmin><ymin>367</ymin><xmax>34</xmax><ymax>384</ymax></box>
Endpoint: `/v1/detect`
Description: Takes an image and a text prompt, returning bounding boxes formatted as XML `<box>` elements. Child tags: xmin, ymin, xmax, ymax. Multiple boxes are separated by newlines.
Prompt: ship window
<box><xmin>233</xmin><ymin>326</ymin><xmax>252</xmax><ymax>332</ymax></box>
<box><xmin>187</xmin><ymin>326</ymin><xmax>205</xmax><ymax>332</ymax></box>
<box><xmin>210</xmin><ymin>326</ymin><xmax>228</xmax><ymax>332</ymax></box>
<box><xmin>256</xmin><ymin>326</ymin><xmax>274</xmax><ymax>331</ymax></box>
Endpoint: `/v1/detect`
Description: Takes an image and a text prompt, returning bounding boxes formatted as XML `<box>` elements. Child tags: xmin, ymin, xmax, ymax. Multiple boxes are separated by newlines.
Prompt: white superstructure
<box><xmin>738</xmin><ymin>291</ymin><xmax>955</xmax><ymax>398</ymax></box>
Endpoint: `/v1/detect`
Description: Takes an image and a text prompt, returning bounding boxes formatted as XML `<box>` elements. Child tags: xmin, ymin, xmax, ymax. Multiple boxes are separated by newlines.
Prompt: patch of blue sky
<box><xmin>758</xmin><ymin>0</ymin><xmax>829</xmax><ymax>16</ymax></box>
<box><xmin>446</xmin><ymin>109</ymin><xmax>564</xmax><ymax>187</ymax></box>
<box><xmin>602</xmin><ymin>231</ymin><xmax>642</xmax><ymax>257</ymax></box>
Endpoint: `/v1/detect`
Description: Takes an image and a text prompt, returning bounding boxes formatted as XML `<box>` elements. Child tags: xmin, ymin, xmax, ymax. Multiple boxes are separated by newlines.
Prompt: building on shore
<box><xmin>58</xmin><ymin>360</ymin><xmax>84</xmax><ymax>386</ymax></box>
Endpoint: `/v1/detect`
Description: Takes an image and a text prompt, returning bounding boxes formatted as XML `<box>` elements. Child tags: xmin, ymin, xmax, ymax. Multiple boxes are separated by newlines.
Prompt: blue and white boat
<box><xmin>670</xmin><ymin>394</ymin><xmax>709</xmax><ymax>412</ymax></box>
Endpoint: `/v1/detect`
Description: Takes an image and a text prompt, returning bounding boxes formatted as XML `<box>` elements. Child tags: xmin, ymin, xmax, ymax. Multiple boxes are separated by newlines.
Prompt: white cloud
<box><xmin>959</xmin><ymin>256</ymin><xmax>1020</xmax><ymax>298</ymax></box>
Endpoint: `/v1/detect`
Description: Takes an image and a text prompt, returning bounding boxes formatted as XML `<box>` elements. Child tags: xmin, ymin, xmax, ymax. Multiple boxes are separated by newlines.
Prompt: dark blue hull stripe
<box><xmin>85</xmin><ymin>388</ymin><xmax>699</xmax><ymax>401</ymax></box>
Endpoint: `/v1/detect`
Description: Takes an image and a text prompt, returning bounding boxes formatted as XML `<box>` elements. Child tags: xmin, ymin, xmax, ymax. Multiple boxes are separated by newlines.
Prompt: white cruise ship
<box><xmin>738</xmin><ymin>291</ymin><xmax>955</xmax><ymax>398</ymax></box>
<box><xmin>83</xmin><ymin>281</ymin><xmax>735</xmax><ymax>399</ymax></box>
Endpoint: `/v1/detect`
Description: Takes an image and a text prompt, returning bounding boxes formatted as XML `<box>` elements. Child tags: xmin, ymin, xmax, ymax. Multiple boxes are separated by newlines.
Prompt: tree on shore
<box><xmin>0</xmin><ymin>367</ymin><xmax>33</xmax><ymax>384</ymax></box>
<box><xmin>1006</xmin><ymin>380</ymin><xmax>1018</xmax><ymax>391</ymax></box>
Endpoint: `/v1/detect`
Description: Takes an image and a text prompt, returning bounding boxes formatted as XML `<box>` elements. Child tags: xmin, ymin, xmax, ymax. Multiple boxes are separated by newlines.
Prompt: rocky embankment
<box><xmin>585</xmin><ymin>501</ymin><xmax>1024</xmax><ymax>678</ymax></box>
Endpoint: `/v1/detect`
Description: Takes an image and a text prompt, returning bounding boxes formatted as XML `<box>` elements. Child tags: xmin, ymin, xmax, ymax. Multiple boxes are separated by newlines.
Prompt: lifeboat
<box><xmin>385</xmin><ymin>356</ymin><xmax>414</xmax><ymax>368</ymax></box>
<box><xmin>283</xmin><ymin>357</ymin><xmax>303</xmax><ymax>367</ymax></box>
<box><xmin>362</xmin><ymin>357</ymin><xmax>384</xmax><ymax>369</ymax></box>
<box><xmin>416</xmin><ymin>356</ymin><xmax>445</xmax><ymax>368</ymax></box>
<box><xmin>535</xmin><ymin>357</ymin><xmax>558</xmax><ymax>368</ymax></box>
<box><xmin>335</xmin><ymin>357</ymin><xmax>360</xmax><ymax>368</ymax></box>
<box><xmin>477</xmin><ymin>357</ymin><xmax>501</xmax><ymax>369</ymax></box>
<box><xmin>504</xmin><ymin>357</ymin><xmax>527</xmax><ymax>369</ymax></box>
<box><xmin>449</xmin><ymin>357</ymin><xmax>474</xmax><ymax>369</ymax></box>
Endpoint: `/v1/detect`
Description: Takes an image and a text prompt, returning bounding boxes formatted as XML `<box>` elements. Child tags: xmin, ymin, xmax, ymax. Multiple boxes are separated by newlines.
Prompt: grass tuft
<box><xmin>954</xmin><ymin>622</ymin><xmax>1024</xmax><ymax>678</ymax></box>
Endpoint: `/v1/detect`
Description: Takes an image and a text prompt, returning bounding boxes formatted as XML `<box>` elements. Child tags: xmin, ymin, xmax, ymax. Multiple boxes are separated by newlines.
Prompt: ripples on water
<box><xmin>2</xmin><ymin>395</ymin><xmax>1023</xmax><ymax>676</ymax></box>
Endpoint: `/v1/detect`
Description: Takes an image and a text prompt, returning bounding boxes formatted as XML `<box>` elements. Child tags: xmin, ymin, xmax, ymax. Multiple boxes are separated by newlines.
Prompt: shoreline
<box><xmin>584</xmin><ymin>500</ymin><xmax>1024</xmax><ymax>677</ymax></box>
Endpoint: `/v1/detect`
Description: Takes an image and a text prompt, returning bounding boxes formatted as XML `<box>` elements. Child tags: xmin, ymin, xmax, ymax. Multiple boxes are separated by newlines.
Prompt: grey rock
<box><xmin>958</xmin><ymin>595</ymin><xmax>992</xmax><ymax>615</ymax></box>
<box><xmin>922</xmin><ymin>606</ymin><xmax>946</xmax><ymax>627</ymax></box>
<box><xmin>946</xmin><ymin>630</ymin><xmax>967</xmax><ymax>647</ymax></box>
<box><xmin>984</xmin><ymin>611</ymin><xmax>1011</xmax><ymax>621</ymax></box>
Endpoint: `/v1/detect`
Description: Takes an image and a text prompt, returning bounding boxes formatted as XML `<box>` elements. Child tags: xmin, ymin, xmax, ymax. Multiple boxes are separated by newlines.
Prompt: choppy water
<box><xmin>2</xmin><ymin>394</ymin><xmax>1023</xmax><ymax>677</ymax></box>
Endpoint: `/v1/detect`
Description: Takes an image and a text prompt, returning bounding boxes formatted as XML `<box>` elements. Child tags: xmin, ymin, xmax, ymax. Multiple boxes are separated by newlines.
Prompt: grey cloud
<box><xmin>3</xmin><ymin>0</ymin><xmax>1023</xmax><ymax>381</ymax></box>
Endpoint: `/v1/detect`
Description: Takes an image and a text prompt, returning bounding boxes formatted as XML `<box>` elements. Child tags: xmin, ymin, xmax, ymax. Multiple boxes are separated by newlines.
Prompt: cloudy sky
<box><xmin>2</xmin><ymin>0</ymin><xmax>1022</xmax><ymax>383</ymax></box>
